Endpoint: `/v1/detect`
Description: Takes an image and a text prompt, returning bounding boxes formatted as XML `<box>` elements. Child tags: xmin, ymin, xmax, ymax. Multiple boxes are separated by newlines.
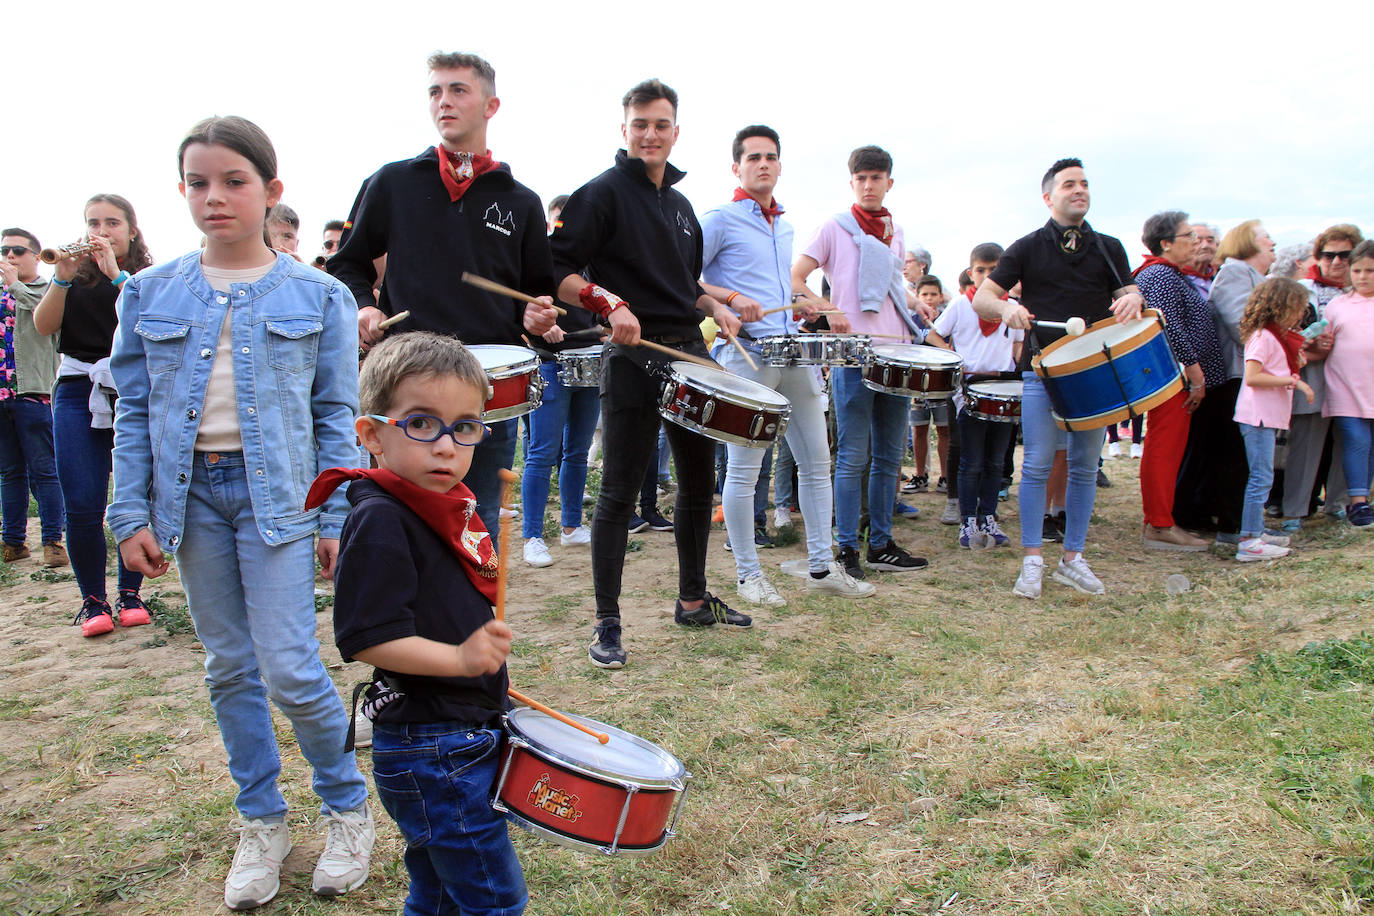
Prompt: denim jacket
<box><xmin>108</xmin><ymin>251</ymin><xmax>360</xmax><ymax>552</ymax></box>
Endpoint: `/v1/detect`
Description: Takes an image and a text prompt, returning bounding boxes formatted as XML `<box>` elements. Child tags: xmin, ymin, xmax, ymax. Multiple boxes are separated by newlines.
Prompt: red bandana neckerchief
<box><xmin>965</xmin><ymin>286</ymin><xmax>1005</xmax><ymax>337</ymax></box>
<box><xmin>1132</xmin><ymin>253</ymin><xmax>1210</xmax><ymax>281</ymax></box>
<box><xmin>306</xmin><ymin>467</ymin><xmax>499</xmax><ymax>602</ymax></box>
<box><xmin>1305</xmin><ymin>263</ymin><xmax>1346</xmax><ymax>289</ymax></box>
<box><xmin>436</xmin><ymin>147</ymin><xmax>499</xmax><ymax>203</ymax></box>
<box><xmin>1264</xmin><ymin>322</ymin><xmax>1306</xmax><ymax>374</ymax></box>
<box><xmin>733</xmin><ymin>187</ymin><xmax>783</xmax><ymax>223</ymax></box>
<box><xmin>850</xmin><ymin>204</ymin><xmax>893</xmax><ymax>244</ymax></box>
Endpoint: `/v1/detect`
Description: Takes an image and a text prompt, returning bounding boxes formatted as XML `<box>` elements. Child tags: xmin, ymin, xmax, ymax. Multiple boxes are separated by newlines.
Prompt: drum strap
<box><xmin>1100</xmin><ymin>341</ymin><xmax>1143</xmax><ymax>422</ymax></box>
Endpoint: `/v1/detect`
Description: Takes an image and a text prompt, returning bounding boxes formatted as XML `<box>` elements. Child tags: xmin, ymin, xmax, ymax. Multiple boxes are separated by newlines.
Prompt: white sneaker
<box><xmin>1013</xmin><ymin>556</ymin><xmax>1044</xmax><ymax>599</ymax></box>
<box><xmin>312</xmin><ymin>805</ymin><xmax>375</xmax><ymax>897</ymax></box>
<box><xmin>352</xmin><ymin>710</ymin><xmax>372</xmax><ymax>749</ymax></box>
<box><xmin>939</xmin><ymin>499</ymin><xmax>961</xmax><ymax>525</ymax></box>
<box><xmin>1236</xmin><ymin>538</ymin><xmax>1292</xmax><ymax>562</ymax></box>
<box><xmin>779</xmin><ymin>557</ymin><xmax>810</xmax><ymax>578</ymax></box>
<box><xmin>523</xmin><ymin>537</ymin><xmax>553</xmax><ymax>567</ymax></box>
<box><xmin>225</xmin><ymin>818</ymin><xmax>291</xmax><ymax>910</ymax></box>
<box><xmin>774</xmin><ymin>506</ymin><xmax>793</xmax><ymax>529</ymax></box>
<box><xmin>559</xmin><ymin>525</ymin><xmax>591</xmax><ymax>547</ymax></box>
<box><xmin>1106</xmin><ymin>441</ymin><xmax>1122</xmax><ymax>458</ymax></box>
<box><xmin>1053</xmin><ymin>556</ymin><xmax>1105</xmax><ymax>594</ymax></box>
<box><xmin>806</xmin><ymin>561</ymin><xmax>876</xmax><ymax>598</ymax></box>
<box><xmin>737</xmin><ymin>573</ymin><xmax>786</xmax><ymax>607</ymax></box>
<box><xmin>1129</xmin><ymin>442</ymin><xmax>1144</xmax><ymax>459</ymax></box>
<box><xmin>500</xmin><ymin>505</ymin><xmax>520</xmax><ymax>519</ymax></box>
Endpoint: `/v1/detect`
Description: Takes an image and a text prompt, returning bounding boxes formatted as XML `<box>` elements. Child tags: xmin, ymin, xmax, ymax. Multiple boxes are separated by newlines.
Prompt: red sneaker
<box><xmin>115</xmin><ymin>590</ymin><xmax>152</xmax><ymax>627</ymax></box>
<box><xmin>75</xmin><ymin>596</ymin><xmax>115</xmax><ymax>637</ymax></box>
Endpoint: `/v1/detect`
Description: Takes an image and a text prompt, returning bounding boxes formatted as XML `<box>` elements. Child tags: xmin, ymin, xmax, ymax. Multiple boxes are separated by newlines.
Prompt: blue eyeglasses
<box><xmin>368</xmin><ymin>413</ymin><xmax>491</xmax><ymax>446</ymax></box>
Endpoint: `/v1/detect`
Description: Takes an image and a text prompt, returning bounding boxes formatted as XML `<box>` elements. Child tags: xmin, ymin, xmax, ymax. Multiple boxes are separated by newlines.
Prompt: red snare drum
<box><xmin>467</xmin><ymin>345</ymin><xmax>544</xmax><ymax>421</ymax></box>
<box><xmin>963</xmin><ymin>379</ymin><xmax>1023</xmax><ymax>423</ymax></box>
<box><xmin>658</xmin><ymin>361</ymin><xmax>790</xmax><ymax>448</ymax></box>
<box><xmin>492</xmin><ymin>707</ymin><xmax>691</xmax><ymax>856</ymax></box>
<box><xmin>862</xmin><ymin>345</ymin><xmax>963</xmax><ymax>400</ymax></box>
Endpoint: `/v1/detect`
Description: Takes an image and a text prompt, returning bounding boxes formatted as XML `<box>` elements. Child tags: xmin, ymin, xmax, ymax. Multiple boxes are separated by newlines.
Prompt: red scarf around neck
<box><xmin>436</xmin><ymin>147</ymin><xmax>499</xmax><ymax>203</ymax></box>
<box><xmin>306</xmin><ymin>467</ymin><xmax>499</xmax><ymax>602</ymax></box>
<box><xmin>733</xmin><ymin>187</ymin><xmax>783</xmax><ymax>222</ymax></box>
<box><xmin>1132</xmin><ymin>253</ymin><xmax>1213</xmax><ymax>280</ymax></box>
<box><xmin>965</xmin><ymin>286</ymin><xmax>1002</xmax><ymax>337</ymax></box>
<box><xmin>1264</xmin><ymin>323</ymin><xmax>1306</xmax><ymax>374</ymax></box>
<box><xmin>1306</xmin><ymin>263</ymin><xmax>1346</xmax><ymax>289</ymax></box>
<box><xmin>850</xmin><ymin>204</ymin><xmax>893</xmax><ymax>244</ymax></box>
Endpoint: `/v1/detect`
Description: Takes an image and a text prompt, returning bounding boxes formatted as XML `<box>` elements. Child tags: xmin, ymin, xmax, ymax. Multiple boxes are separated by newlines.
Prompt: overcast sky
<box><xmin>11</xmin><ymin>1</ymin><xmax>1371</xmax><ymax>289</ymax></box>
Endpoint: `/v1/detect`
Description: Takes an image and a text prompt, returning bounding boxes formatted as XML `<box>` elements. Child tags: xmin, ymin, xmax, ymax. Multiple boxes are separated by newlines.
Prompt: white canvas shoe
<box><xmin>806</xmin><ymin>562</ymin><xmax>876</xmax><ymax>598</ymax></box>
<box><xmin>737</xmin><ymin>573</ymin><xmax>787</xmax><ymax>607</ymax></box>
<box><xmin>523</xmin><ymin>537</ymin><xmax>553</xmax><ymax>567</ymax></box>
<box><xmin>559</xmin><ymin>526</ymin><xmax>591</xmax><ymax>547</ymax></box>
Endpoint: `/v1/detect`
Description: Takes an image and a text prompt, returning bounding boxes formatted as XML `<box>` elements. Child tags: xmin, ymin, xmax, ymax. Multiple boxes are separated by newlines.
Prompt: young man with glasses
<box><xmin>328</xmin><ymin>51</ymin><xmax>558</xmax><ymax>538</ymax></box>
<box><xmin>0</xmin><ymin>230</ymin><xmax>66</xmax><ymax>567</ymax></box>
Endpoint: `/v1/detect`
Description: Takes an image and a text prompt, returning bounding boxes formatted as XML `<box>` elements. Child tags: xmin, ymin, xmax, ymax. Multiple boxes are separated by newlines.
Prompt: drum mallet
<box><xmin>1031</xmin><ymin>317</ymin><xmax>1087</xmax><ymax>337</ymax></box>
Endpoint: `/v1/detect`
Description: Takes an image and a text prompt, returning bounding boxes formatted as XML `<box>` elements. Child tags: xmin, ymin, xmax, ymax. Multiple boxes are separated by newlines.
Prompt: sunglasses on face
<box><xmin>0</xmin><ymin>246</ymin><xmax>33</xmax><ymax>257</ymax></box>
<box><xmin>322</xmin><ymin>239</ymin><xmax>338</xmax><ymax>251</ymax></box>
<box><xmin>1319</xmin><ymin>250</ymin><xmax>1353</xmax><ymax>262</ymax></box>
<box><xmin>369</xmin><ymin>413</ymin><xmax>491</xmax><ymax>446</ymax></box>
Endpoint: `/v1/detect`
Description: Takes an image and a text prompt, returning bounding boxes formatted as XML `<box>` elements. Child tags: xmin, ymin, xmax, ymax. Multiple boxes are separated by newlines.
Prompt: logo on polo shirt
<box><xmin>676</xmin><ymin>211</ymin><xmax>693</xmax><ymax>238</ymax></box>
<box><xmin>484</xmin><ymin>203</ymin><xmax>516</xmax><ymax>237</ymax></box>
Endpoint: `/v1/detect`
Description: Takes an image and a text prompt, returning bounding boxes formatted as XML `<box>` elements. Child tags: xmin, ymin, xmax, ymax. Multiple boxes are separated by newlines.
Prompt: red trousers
<box><xmin>1141</xmin><ymin>389</ymin><xmax>1192</xmax><ymax>528</ymax></box>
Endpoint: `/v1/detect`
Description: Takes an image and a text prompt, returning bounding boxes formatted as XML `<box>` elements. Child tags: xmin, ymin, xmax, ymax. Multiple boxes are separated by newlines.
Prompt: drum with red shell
<box><xmin>468</xmin><ymin>345</ymin><xmax>545</xmax><ymax>421</ymax></box>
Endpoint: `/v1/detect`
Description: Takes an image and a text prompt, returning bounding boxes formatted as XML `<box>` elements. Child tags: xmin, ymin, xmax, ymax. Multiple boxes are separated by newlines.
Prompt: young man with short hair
<box><xmin>551</xmin><ymin>79</ymin><xmax>749</xmax><ymax>669</ymax></box>
<box><xmin>973</xmin><ymin>158</ymin><xmax>1143</xmax><ymax>598</ymax></box>
<box><xmin>700</xmin><ymin>125</ymin><xmax>874</xmax><ymax>608</ymax></box>
<box><xmin>317</xmin><ymin>220</ymin><xmax>345</xmax><ymax>266</ymax></box>
<box><xmin>791</xmin><ymin>146</ymin><xmax>929</xmax><ymax>579</ymax></box>
<box><xmin>0</xmin><ymin>229</ymin><xmax>66</xmax><ymax>567</ymax></box>
<box><xmin>329</xmin><ymin>51</ymin><xmax>557</xmax><ymax>537</ymax></box>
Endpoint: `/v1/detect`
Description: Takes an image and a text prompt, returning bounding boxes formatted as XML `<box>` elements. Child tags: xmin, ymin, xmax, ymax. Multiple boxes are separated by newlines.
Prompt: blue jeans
<box><xmin>521</xmin><ymin>362</ymin><xmax>600</xmax><ymax>538</ymax></box>
<box><xmin>1238</xmin><ymin>423</ymin><xmax>1277</xmax><ymax>537</ymax></box>
<box><xmin>372</xmin><ymin>723</ymin><xmax>527</xmax><ymax>916</ymax></box>
<box><xmin>177</xmin><ymin>452</ymin><xmax>367</xmax><ymax>820</ymax></box>
<box><xmin>468</xmin><ymin>418</ymin><xmax>518</xmax><ymax>543</ymax></box>
<box><xmin>0</xmin><ymin>398</ymin><xmax>64</xmax><ymax>545</ymax></box>
<box><xmin>956</xmin><ymin>409</ymin><xmax>1014</xmax><ymax>519</ymax></box>
<box><xmin>1333</xmin><ymin>416</ymin><xmax>1374</xmax><ymax>500</ymax></box>
<box><xmin>1018</xmin><ymin>373</ymin><xmax>1104</xmax><ymax>552</ymax></box>
<box><xmin>53</xmin><ymin>377</ymin><xmax>141</xmax><ymax>599</ymax></box>
<box><xmin>832</xmin><ymin>367</ymin><xmax>909</xmax><ymax>550</ymax></box>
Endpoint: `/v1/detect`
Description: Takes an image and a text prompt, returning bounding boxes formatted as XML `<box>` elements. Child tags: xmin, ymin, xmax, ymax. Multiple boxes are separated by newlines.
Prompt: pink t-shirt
<box><xmin>802</xmin><ymin>219</ymin><xmax>911</xmax><ymax>339</ymax></box>
<box><xmin>1233</xmin><ymin>328</ymin><xmax>1294</xmax><ymax>430</ymax></box>
<box><xmin>1321</xmin><ymin>292</ymin><xmax>1374</xmax><ymax>419</ymax></box>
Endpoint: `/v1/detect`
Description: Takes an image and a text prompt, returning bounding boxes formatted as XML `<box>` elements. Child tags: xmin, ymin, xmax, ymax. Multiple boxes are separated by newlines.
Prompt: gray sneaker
<box><xmin>225</xmin><ymin>819</ymin><xmax>291</xmax><ymax>910</ymax></box>
<box><xmin>806</xmin><ymin>562</ymin><xmax>876</xmax><ymax>598</ymax></box>
<box><xmin>312</xmin><ymin>805</ymin><xmax>375</xmax><ymax>897</ymax></box>
<box><xmin>1012</xmin><ymin>556</ymin><xmax>1044</xmax><ymax>599</ymax></box>
<box><xmin>939</xmin><ymin>498</ymin><xmax>961</xmax><ymax>525</ymax></box>
<box><xmin>1052</xmin><ymin>556</ymin><xmax>1105</xmax><ymax>594</ymax></box>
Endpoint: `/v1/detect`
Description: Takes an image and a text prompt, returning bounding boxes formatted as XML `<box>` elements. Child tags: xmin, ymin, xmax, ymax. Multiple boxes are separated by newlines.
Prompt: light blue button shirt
<box><xmin>701</xmin><ymin>197</ymin><xmax>796</xmax><ymax>346</ymax></box>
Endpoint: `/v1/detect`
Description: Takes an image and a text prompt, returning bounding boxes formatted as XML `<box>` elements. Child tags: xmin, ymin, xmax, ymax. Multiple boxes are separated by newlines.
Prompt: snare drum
<box><xmin>557</xmin><ymin>345</ymin><xmax>605</xmax><ymax>388</ymax></box>
<box><xmin>1032</xmin><ymin>309</ymin><xmax>1182</xmax><ymax>430</ymax></box>
<box><xmin>757</xmin><ymin>334</ymin><xmax>872</xmax><ymax>367</ymax></box>
<box><xmin>862</xmin><ymin>345</ymin><xmax>963</xmax><ymax>399</ymax></box>
<box><xmin>468</xmin><ymin>345</ymin><xmax>544</xmax><ymax>421</ymax></box>
<box><xmin>658</xmin><ymin>361</ymin><xmax>790</xmax><ymax>448</ymax></box>
<box><xmin>964</xmin><ymin>379</ymin><xmax>1023</xmax><ymax>423</ymax></box>
<box><xmin>493</xmin><ymin>707</ymin><xmax>691</xmax><ymax>856</ymax></box>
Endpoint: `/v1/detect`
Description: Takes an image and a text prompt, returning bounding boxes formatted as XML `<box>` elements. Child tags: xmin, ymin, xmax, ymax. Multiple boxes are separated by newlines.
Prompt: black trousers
<box><xmin>591</xmin><ymin>340</ymin><xmax>716</xmax><ymax>621</ymax></box>
<box><xmin>1173</xmin><ymin>378</ymin><xmax>1247</xmax><ymax>534</ymax></box>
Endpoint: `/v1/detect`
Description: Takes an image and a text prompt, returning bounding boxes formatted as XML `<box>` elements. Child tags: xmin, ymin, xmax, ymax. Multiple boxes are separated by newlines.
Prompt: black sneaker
<box><xmin>627</xmin><ymin>515</ymin><xmax>650</xmax><ymax>533</ymax></box>
<box><xmin>642</xmin><ymin>508</ymin><xmax>674</xmax><ymax>531</ymax></box>
<box><xmin>1096</xmin><ymin>469</ymin><xmax>1112</xmax><ymax>488</ymax></box>
<box><xmin>1041</xmin><ymin>514</ymin><xmax>1063</xmax><ymax>543</ymax></box>
<box><xmin>866</xmin><ymin>540</ymin><xmax>930</xmax><ymax>571</ymax></box>
<box><xmin>837</xmin><ymin>545</ymin><xmax>865</xmax><ymax>580</ymax></box>
<box><xmin>903</xmin><ymin>473</ymin><xmax>928</xmax><ymax>494</ymax></box>
<box><xmin>674</xmin><ymin>592</ymin><xmax>752</xmax><ymax>628</ymax></box>
<box><xmin>754</xmin><ymin>527</ymin><xmax>774</xmax><ymax>548</ymax></box>
<box><xmin>935</xmin><ymin>477</ymin><xmax>948</xmax><ymax>493</ymax></box>
<box><xmin>588</xmin><ymin>617</ymin><xmax>626</xmax><ymax>669</ymax></box>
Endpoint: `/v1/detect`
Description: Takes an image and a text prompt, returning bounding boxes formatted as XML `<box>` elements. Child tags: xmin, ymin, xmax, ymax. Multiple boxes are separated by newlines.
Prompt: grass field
<box><xmin>1</xmin><ymin>454</ymin><xmax>1372</xmax><ymax>915</ymax></box>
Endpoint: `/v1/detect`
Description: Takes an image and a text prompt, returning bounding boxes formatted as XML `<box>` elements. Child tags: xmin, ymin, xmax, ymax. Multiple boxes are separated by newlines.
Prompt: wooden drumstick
<box><xmin>460</xmin><ymin>272</ymin><xmax>568</xmax><ymax>317</ymax></box>
<box><xmin>377</xmin><ymin>310</ymin><xmax>411</xmax><ymax>331</ymax></box>
<box><xmin>507</xmin><ymin>688</ymin><xmax>610</xmax><ymax>745</ymax></box>
<box><xmin>495</xmin><ymin>468</ymin><xmax>519</xmax><ymax>622</ymax></box>
<box><xmin>597</xmin><ymin>335</ymin><xmax>719</xmax><ymax>371</ymax></box>
<box><xmin>724</xmin><ymin>331</ymin><xmax>759</xmax><ymax>371</ymax></box>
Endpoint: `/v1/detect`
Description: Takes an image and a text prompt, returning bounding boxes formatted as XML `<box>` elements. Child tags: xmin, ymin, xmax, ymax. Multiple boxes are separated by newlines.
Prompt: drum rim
<box><xmin>559</xmin><ymin>345</ymin><xmax>606</xmax><ymax>359</ymax></box>
<box><xmin>870</xmin><ymin>344</ymin><xmax>964</xmax><ymax>367</ymax></box>
<box><xmin>468</xmin><ymin>343</ymin><xmax>542</xmax><ymax>379</ymax></box>
<box><xmin>1034</xmin><ymin>309</ymin><xmax>1164</xmax><ymax>374</ymax></box>
<box><xmin>1049</xmin><ymin>373</ymin><xmax>1182</xmax><ymax>430</ymax></box>
<box><xmin>666</xmin><ymin>360</ymin><xmax>790</xmax><ymax>408</ymax></box>
<box><xmin>964</xmin><ymin>380</ymin><xmax>1024</xmax><ymax>396</ymax></box>
<box><xmin>500</xmin><ymin>810</ymin><xmax>669</xmax><ymax>856</ymax></box>
<box><xmin>506</xmin><ymin>707</ymin><xmax>687</xmax><ymax>787</ymax></box>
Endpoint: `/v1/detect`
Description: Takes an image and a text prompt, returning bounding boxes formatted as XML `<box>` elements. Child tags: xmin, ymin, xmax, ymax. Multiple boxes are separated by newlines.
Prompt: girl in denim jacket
<box><xmin>108</xmin><ymin>116</ymin><xmax>374</xmax><ymax>911</ymax></box>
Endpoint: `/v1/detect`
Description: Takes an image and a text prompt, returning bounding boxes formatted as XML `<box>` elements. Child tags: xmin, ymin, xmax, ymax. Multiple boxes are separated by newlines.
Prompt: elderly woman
<box><xmin>1173</xmin><ymin>220</ymin><xmax>1277</xmax><ymax>542</ymax></box>
<box><xmin>1281</xmin><ymin>225</ymin><xmax>1363</xmax><ymax>528</ymax></box>
<box><xmin>1133</xmin><ymin>211</ymin><xmax>1224</xmax><ymax>550</ymax></box>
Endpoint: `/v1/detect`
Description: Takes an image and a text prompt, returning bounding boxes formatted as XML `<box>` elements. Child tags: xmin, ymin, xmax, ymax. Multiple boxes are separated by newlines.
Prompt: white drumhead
<box><xmin>872</xmin><ymin>344</ymin><xmax>962</xmax><ymax>368</ymax></box>
<box><xmin>561</xmin><ymin>345</ymin><xmax>604</xmax><ymax>359</ymax></box>
<box><xmin>967</xmin><ymin>380</ymin><xmax>1023</xmax><ymax>397</ymax></box>
<box><xmin>509</xmin><ymin>708</ymin><xmax>683</xmax><ymax>782</ymax></box>
<box><xmin>670</xmin><ymin>361</ymin><xmax>789</xmax><ymax>407</ymax></box>
<box><xmin>1040</xmin><ymin>317</ymin><xmax>1150</xmax><ymax>367</ymax></box>
<box><xmin>470</xmin><ymin>344</ymin><xmax>539</xmax><ymax>371</ymax></box>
